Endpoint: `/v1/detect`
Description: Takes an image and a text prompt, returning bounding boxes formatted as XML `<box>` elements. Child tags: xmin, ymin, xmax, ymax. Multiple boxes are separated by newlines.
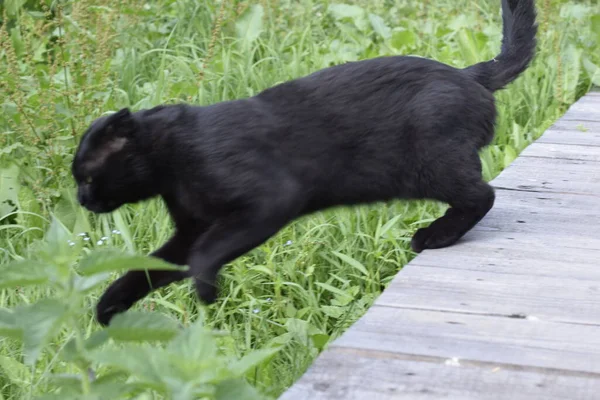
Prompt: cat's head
<box><xmin>72</xmin><ymin>108</ymin><xmax>157</xmax><ymax>213</ymax></box>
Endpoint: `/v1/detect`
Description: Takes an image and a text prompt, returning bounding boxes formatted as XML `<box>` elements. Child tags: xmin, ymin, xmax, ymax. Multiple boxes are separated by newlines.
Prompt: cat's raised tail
<box><xmin>464</xmin><ymin>0</ymin><xmax>537</xmax><ymax>92</ymax></box>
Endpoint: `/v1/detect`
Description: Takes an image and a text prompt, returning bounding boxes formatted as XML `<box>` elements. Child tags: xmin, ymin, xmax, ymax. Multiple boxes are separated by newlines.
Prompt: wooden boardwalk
<box><xmin>280</xmin><ymin>91</ymin><xmax>600</xmax><ymax>400</ymax></box>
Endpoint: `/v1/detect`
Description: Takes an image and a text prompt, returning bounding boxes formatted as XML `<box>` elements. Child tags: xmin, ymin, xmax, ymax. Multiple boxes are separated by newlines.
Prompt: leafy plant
<box><xmin>0</xmin><ymin>219</ymin><xmax>278</xmax><ymax>399</ymax></box>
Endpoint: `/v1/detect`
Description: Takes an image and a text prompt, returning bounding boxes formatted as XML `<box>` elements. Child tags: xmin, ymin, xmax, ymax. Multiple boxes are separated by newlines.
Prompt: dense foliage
<box><xmin>1</xmin><ymin>0</ymin><xmax>599</xmax><ymax>398</ymax></box>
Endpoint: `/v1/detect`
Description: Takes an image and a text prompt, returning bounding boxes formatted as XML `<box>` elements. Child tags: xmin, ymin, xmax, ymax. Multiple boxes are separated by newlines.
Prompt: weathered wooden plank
<box><xmin>491</xmin><ymin>156</ymin><xmax>600</xmax><ymax>195</ymax></box>
<box><xmin>460</xmin><ymin>229</ymin><xmax>600</xmax><ymax>252</ymax></box>
<box><xmin>473</xmin><ymin>206</ymin><xmax>600</xmax><ymax>236</ymax></box>
<box><xmin>519</xmin><ymin>142</ymin><xmax>600</xmax><ymax>162</ymax></box>
<box><xmin>561</xmin><ymin>112</ymin><xmax>600</xmax><ymax>123</ymax></box>
<box><xmin>562</xmin><ymin>111</ymin><xmax>600</xmax><ymax>123</ymax></box>
<box><xmin>331</xmin><ymin>306</ymin><xmax>600</xmax><ymax>374</ymax></box>
<box><xmin>561</xmin><ymin>98</ymin><xmax>600</xmax><ymax>120</ymax></box>
<box><xmin>280</xmin><ymin>348</ymin><xmax>600</xmax><ymax>400</ymax></box>
<box><xmin>548</xmin><ymin>119</ymin><xmax>600</xmax><ymax>133</ymax></box>
<box><xmin>413</xmin><ymin>230</ymin><xmax>600</xmax><ymax>276</ymax></box>
<box><xmin>375</xmin><ymin>264</ymin><xmax>600</xmax><ymax>323</ymax></box>
<box><xmin>491</xmin><ymin>186</ymin><xmax>600</xmax><ymax>211</ymax></box>
<box><xmin>506</xmin><ymin>151</ymin><xmax>600</xmax><ymax>170</ymax></box>
<box><xmin>536</xmin><ymin>129</ymin><xmax>600</xmax><ymax>147</ymax></box>
<box><xmin>472</xmin><ymin>188</ymin><xmax>600</xmax><ymax>235</ymax></box>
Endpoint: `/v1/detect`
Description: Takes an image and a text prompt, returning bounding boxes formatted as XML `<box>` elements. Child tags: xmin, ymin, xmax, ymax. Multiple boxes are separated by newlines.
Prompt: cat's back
<box><xmin>259</xmin><ymin>56</ymin><xmax>477</xmax><ymax>106</ymax></box>
<box><xmin>257</xmin><ymin>55</ymin><xmax>493</xmax><ymax>136</ymax></box>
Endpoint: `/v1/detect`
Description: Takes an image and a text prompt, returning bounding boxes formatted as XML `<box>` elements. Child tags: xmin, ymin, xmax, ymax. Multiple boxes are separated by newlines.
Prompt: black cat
<box><xmin>72</xmin><ymin>0</ymin><xmax>537</xmax><ymax>326</ymax></box>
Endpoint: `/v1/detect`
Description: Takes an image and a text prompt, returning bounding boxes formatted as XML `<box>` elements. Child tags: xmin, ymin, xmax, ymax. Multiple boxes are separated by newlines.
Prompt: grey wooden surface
<box><xmin>279</xmin><ymin>92</ymin><xmax>600</xmax><ymax>400</ymax></box>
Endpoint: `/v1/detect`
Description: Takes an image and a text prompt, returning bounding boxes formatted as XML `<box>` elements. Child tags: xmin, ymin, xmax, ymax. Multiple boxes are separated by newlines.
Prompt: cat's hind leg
<box><xmin>411</xmin><ymin>152</ymin><xmax>495</xmax><ymax>253</ymax></box>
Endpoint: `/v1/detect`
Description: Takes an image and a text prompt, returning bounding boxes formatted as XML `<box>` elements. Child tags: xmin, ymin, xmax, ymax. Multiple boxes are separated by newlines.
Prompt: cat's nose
<box><xmin>77</xmin><ymin>188</ymin><xmax>88</xmax><ymax>206</ymax></box>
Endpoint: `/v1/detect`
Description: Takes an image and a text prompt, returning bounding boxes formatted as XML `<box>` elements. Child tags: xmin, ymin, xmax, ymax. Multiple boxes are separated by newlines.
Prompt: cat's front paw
<box><xmin>411</xmin><ymin>224</ymin><xmax>461</xmax><ymax>253</ymax></box>
<box><xmin>411</xmin><ymin>227</ymin><xmax>430</xmax><ymax>253</ymax></box>
<box><xmin>95</xmin><ymin>279</ymin><xmax>137</xmax><ymax>326</ymax></box>
<box><xmin>194</xmin><ymin>277</ymin><xmax>218</xmax><ymax>305</ymax></box>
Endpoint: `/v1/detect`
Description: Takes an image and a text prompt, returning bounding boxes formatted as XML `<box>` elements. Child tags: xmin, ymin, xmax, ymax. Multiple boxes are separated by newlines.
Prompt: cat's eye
<box><xmin>85</xmin><ymin>177</ymin><xmax>93</xmax><ymax>184</ymax></box>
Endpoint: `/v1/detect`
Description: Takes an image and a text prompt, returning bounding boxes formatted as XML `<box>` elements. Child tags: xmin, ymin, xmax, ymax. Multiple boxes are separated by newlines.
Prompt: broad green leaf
<box><xmin>39</xmin><ymin>216</ymin><xmax>76</xmax><ymax>274</ymax></box>
<box><xmin>368</xmin><ymin>13</ymin><xmax>391</xmax><ymax>39</ymax></box>
<box><xmin>559</xmin><ymin>3</ymin><xmax>592</xmax><ymax>20</ymax></box>
<box><xmin>89</xmin><ymin>345</ymin><xmax>164</xmax><ymax>385</ymax></box>
<box><xmin>168</xmin><ymin>315</ymin><xmax>215</xmax><ymax>358</ymax></box>
<box><xmin>0</xmin><ymin>308</ymin><xmax>22</xmax><ymax>339</ymax></box>
<box><xmin>456</xmin><ymin>29</ymin><xmax>480</xmax><ymax>65</ymax></box>
<box><xmin>45</xmin><ymin>215</ymin><xmax>71</xmax><ymax>247</ymax></box>
<box><xmin>583</xmin><ymin>57</ymin><xmax>600</xmax><ymax>87</ymax></box>
<box><xmin>331</xmin><ymin>251</ymin><xmax>368</xmax><ymax>276</ymax></box>
<box><xmin>229</xmin><ymin>347</ymin><xmax>280</xmax><ymax>376</ymax></box>
<box><xmin>53</xmin><ymin>189</ymin><xmax>79</xmax><ymax>233</ymax></box>
<box><xmin>215</xmin><ymin>378</ymin><xmax>263</xmax><ymax>400</ymax></box>
<box><xmin>10</xmin><ymin>27</ymin><xmax>24</xmax><ymax>57</ymax></box>
<box><xmin>60</xmin><ymin>339</ymin><xmax>82</xmax><ymax>364</ymax></box>
<box><xmin>78</xmin><ymin>248</ymin><xmax>186</xmax><ymax>276</ymax></box>
<box><xmin>328</xmin><ymin>3</ymin><xmax>364</xmax><ymax>20</ymax></box>
<box><xmin>235</xmin><ymin>4</ymin><xmax>264</xmax><ymax>44</ymax></box>
<box><xmin>267</xmin><ymin>332</ymin><xmax>292</xmax><ymax>347</ymax></box>
<box><xmin>315</xmin><ymin>282</ymin><xmax>354</xmax><ymax>303</ymax></box>
<box><xmin>0</xmin><ymin>355</ymin><xmax>31</xmax><ymax>387</ymax></box>
<box><xmin>0</xmin><ymin>163</ymin><xmax>19</xmax><ymax>222</ymax></box>
<box><xmin>321</xmin><ymin>305</ymin><xmax>345</xmax><ymax>319</ymax></box>
<box><xmin>35</xmin><ymin>395</ymin><xmax>70</xmax><ymax>400</ymax></box>
<box><xmin>0</xmin><ymin>260</ymin><xmax>52</xmax><ymax>289</ymax></box>
<box><xmin>328</xmin><ymin>3</ymin><xmax>368</xmax><ymax>31</ymax></box>
<box><xmin>46</xmin><ymin>374</ymin><xmax>82</xmax><ymax>395</ymax></box>
<box><xmin>449</xmin><ymin>14</ymin><xmax>472</xmax><ymax>30</ymax></box>
<box><xmin>54</xmin><ymin>189</ymin><xmax>91</xmax><ymax>237</ymax></box>
<box><xmin>61</xmin><ymin>330</ymin><xmax>110</xmax><ymax>364</ymax></box>
<box><xmin>311</xmin><ymin>333</ymin><xmax>330</xmax><ymax>350</ymax></box>
<box><xmin>167</xmin><ymin>381</ymin><xmax>196</xmax><ymax>400</ymax></box>
<box><xmin>16</xmin><ymin>299</ymin><xmax>69</xmax><ymax>365</ymax></box>
<box><xmin>391</xmin><ymin>29</ymin><xmax>416</xmax><ymax>50</ymax></box>
<box><xmin>592</xmin><ymin>15</ymin><xmax>600</xmax><ymax>44</ymax></box>
<box><xmin>90</xmin><ymin>373</ymin><xmax>141</xmax><ymax>398</ymax></box>
<box><xmin>86</xmin><ymin>329</ymin><xmax>110</xmax><ymax>350</ymax></box>
<box><xmin>5</xmin><ymin>0</ymin><xmax>28</xmax><ymax>17</ymax></box>
<box><xmin>72</xmin><ymin>272</ymin><xmax>111</xmax><ymax>293</ymax></box>
<box><xmin>0</xmin><ymin>143</ymin><xmax>23</xmax><ymax>156</ymax></box>
<box><xmin>107</xmin><ymin>311</ymin><xmax>181</xmax><ymax>342</ymax></box>
<box><xmin>284</xmin><ymin>318</ymin><xmax>310</xmax><ymax>345</ymax></box>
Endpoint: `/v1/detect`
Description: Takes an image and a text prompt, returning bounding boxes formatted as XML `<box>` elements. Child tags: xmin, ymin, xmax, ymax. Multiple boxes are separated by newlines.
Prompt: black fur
<box><xmin>71</xmin><ymin>0</ymin><xmax>537</xmax><ymax>326</ymax></box>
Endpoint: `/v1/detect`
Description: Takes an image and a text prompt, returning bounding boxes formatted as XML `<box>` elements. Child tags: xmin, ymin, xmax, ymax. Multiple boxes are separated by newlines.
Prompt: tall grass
<box><xmin>1</xmin><ymin>0</ymin><xmax>599</xmax><ymax>398</ymax></box>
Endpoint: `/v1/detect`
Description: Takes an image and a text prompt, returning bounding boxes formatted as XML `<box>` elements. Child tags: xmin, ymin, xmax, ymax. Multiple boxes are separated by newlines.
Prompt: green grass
<box><xmin>1</xmin><ymin>0</ymin><xmax>600</xmax><ymax>398</ymax></box>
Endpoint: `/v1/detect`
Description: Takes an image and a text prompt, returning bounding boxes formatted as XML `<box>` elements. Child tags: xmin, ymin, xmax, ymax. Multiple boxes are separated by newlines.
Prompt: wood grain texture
<box><xmin>376</xmin><ymin>264</ymin><xmax>600</xmax><ymax>323</ymax></box>
<box><xmin>492</xmin><ymin>157</ymin><xmax>600</xmax><ymax>195</ymax></box>
<box><xmin>536</xmin><ymin>129</ymin><xmax>600</xmax><ymax>147</ymax></box>
<box><xmin>410</xmin><ymin>230</ymin><xmax>600</xmax><ymax>277</ymax></box>
<box><xmin>561</xmin><ymin>99</ymin><xmax>600</xmax><ymax>122</ymax></box>
<box><xmin>548</xmin><ymin>119</ymin><xmax>600</xmax><ymax>133</ymax></box>
<box><xmin>332</xmin><ymin>306</ymin><xmax>600</xmax><ymax>374</ymax></box>
<box><xmin>519</xmin><ymin>142</ymin><xmax>600</xmax><ymax>162</ymax></box>
<box><xmin>279</xmin><ymin>348</ymin><xmax>600</xmax><ymax>400</ymax></box>
<box><xmin>279</xmin><ymin>93</ymin><xmax>600</xmax><ymax>399</ymax></box>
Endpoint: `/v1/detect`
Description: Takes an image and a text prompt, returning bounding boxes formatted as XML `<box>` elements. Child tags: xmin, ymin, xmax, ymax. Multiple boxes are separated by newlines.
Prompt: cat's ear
<box><xmin>106</xmin><ymin>108</ymin><xmax>137</xmax><ymax>139</ymax></box>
